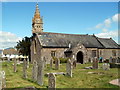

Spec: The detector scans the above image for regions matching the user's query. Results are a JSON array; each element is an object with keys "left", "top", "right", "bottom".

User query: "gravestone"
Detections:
[
  {"left": 88, "top": 58, "right": 91, "bottom": 63},
  {"left": 117, "top": 57, "right": 120, "bottom": 63},
  {"left": 23, "top": 58, "right": 27, "bottom": 79},
  {"left": 37, "top": 59, "right": 44, "bottom": 86},
  {"left": 27, "top": 57, "right": 29, "bottom": 68},
  {"left": 92, "top": 57, "right": 98, "bottom": 69},
  {"left": 66, "top": 59, "right": 72, "bottom": 77},
  {"left": 73, "top": 60, "right": 77, "bottom": 69},
  {"left": 112, "top": 58, "right": 116, "bottom": 63},
  {"left": 43, "top": 57, "right": 47, "bottom": 68},
  {"left": 32, "top": 60, "right": 38, "bottom": 81},
  {"left": 50, "top": 58, "right": 53, "bottom": 69},
  {"left": 14, "top": 58, "right": 17, "bottom": 72},
  {"left": 55, "top": 58, "right": 60, "bottom": 70},
  {"left": 103, "top": 63, "right": 110, "bottom": 70},
  {"left": 48, "top": 73, "right": 56, "bottom": 89},
  {"left": 109, "top": 57, "right": 112, "bottom": 63},
  {"left": 7, "top": 56, "right": 10, "bottom": 62},
  {"left": 0, "top": 71, "right": 6, "bottom": 88}
]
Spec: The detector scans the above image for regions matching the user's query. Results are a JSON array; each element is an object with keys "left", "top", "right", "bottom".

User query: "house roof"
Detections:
[
  {"left": 36, "top": 32, "right": 105, "bottom": 48},
  {"left": 97, "top": 38, "right": 119, "bottom": 49},
  {"left": 3, "top": 48, "right": 19, "bottom": 55}
]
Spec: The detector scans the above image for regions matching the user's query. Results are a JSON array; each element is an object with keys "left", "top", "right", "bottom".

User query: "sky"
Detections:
[{"left": 0, "top": 2, "right": 119, "bottom": 49}]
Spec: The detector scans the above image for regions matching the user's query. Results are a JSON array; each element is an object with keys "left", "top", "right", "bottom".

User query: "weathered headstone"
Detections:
[
  {"left": 112, "top": 58, "right": 116, "bottom": 63},
  {"left": 32, "top": 60, "right": 38, "bottom": 81},
  {"left": 23, "top": 58, "right": 27, "bottom": 79},
  {"left": 102, "top": 63, "right": 110, "bottom": 70},
  {"left": 14, "top": 58, "right": 17, "bottom": 72},
  {"left": 92, "top": 57, "right": 98, "bottom": 69},
  {"left": 37, "top": 60, "right": 44, "bottom": 86},
  {"left": 73, "top": 60, "right": 77, "bottom": 69},
  {"left": 117, "top": 57, "right": 120, "bottom": 63},
  {"left": 0, "top": 71, "right": 6, "bottom": 88},
  {"left": 43, "top": 57, "right": 47, "bottom": 68},
  {"left": 109, "top": 57, "right": 112, "bottom": 63},
  {"left": 55, "top": 58, "right": 60, "bottom": 70},
  {"left": 7, "top": 56, "right": 10, "bottom": 62},
  {"left": 66, "top": 59, "right": 72, "bottom": 77},
  {"left": 48, "top": 73, "right": 56, "bottom": 89},
  {"left": 50, "top": 58, "right": 53, "bottom": 69},
  {"left": 27, "top": 57, "right": 29, "bottom": 68}
]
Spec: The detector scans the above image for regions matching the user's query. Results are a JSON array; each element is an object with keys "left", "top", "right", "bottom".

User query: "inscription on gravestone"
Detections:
[{"left": 48, "top": 73, "right": 56, "bottom": 89}]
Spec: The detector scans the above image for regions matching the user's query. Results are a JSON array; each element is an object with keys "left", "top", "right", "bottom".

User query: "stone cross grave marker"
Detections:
[
  {"left": 37, "top": 59, "right": 44, "bottom": 86},
  {"left": 14, "top": 58, "right": 17, "bottom": 72},
  {"left": 23, "top": 58, "right": 27, "bottom": 79},
  {"left": 32, "top": 60, "right": 38, "bottom": 82},
  {"left": 66, "top": 59, "right": 72, "bottom": 77},
  {"left": 92, "top": 57, "right": 98, "bottom": 69},
  {"left": 48, "top": 73, "right": 56, "bottom": 89},
  {"left": 0, "top": 71, "right": 6, "bottom": 89},
  {"left": 55, "top": 58, "right": 60, "bottom": 70},
  {"left": 102, "top": 63, "right": 110, "bottom": 70}
]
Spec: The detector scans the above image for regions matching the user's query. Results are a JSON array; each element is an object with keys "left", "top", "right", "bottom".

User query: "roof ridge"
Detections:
[
  {"left": 38, "top": 32, "right": 90, "bottom": 36},
  {"left": 98, "top": 37, "right": 111, "bottom": 40},
  {"left": 94, "top": 36, "right": 105, "bottom": 48}
]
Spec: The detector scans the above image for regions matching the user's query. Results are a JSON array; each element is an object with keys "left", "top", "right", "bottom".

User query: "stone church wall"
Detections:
[
  {"left": 31, "top": 35, "right": 120, "bottom": 64},
  {"left": 41, "top": 48, "right": 67, "bottom": 64},
  {"left": 99, "top": 49, "right": 120, "bottom": 59}
]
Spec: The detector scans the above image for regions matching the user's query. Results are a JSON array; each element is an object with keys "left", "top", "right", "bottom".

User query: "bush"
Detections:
[
  {"left": 52, "top": 57, "right": 69, "bottom": 63},
  {"left": 52, "top": 57, "right": 58, "bottom": 64},
  {"left": 59, "top": 57, "right": 69, "bottom": 63}
]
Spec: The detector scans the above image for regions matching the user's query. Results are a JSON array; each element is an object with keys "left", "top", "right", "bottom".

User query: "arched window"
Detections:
[{"left": 51, "top": 51, "right": 56, "bottom": 57}]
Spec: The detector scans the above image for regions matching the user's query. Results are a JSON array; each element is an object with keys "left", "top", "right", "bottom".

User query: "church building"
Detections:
[{"left": 31, "top": 4, "right": 120, "bottom": 64}]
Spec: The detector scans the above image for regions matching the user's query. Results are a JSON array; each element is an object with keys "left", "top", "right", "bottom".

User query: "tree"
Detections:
[{"left": 16, "top": 36, "right": 31, "bottom": 61}]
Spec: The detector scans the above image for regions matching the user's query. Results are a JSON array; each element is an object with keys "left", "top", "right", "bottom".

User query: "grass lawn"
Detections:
[{"left": 1, "top": 61, "right": 119, "bottom": 88}]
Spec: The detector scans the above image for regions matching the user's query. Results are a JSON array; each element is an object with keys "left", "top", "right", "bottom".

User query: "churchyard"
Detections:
[{"left": 0, "top": 57, "right": 119, "bottom": 89}]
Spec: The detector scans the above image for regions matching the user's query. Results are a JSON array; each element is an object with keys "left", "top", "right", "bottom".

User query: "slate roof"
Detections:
[
  {"left": 37, "top": 32, "right": 102, "bottom": 48},
  {"left": 36, "top": 32, "right": 119, "bottom": 49},
  {"left": 97, "top": 38, "right": 119, "bottom": 49}
]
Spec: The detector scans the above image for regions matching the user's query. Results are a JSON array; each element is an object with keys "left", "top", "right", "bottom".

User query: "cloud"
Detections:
[
  {"left": 0, "top": 31, "right": 22, "bottom": 49},
  {"left": 95, "top": 23, "right": 103, "bottom": 29},
  {"left": 104, "top": 18, "right": 111, "bottom": 28},
  {"left": 95, "top": 30, "right": 117, "bottom": 38},
  {"left": 0, "top": 0, "right": 7, "bottom": 2},
  {"left": 102, "top": 28, "right": 108, "bottom": 32},
  {"left": 112, "top": 14, "right": 119, "bottom": 22},
  {"left": 90, "top": 13, "right": 118, "bottom": 30}
]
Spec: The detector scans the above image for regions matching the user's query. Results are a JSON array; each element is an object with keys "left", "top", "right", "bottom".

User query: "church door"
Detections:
[{"left": 77, "top": 51, "right": 83, "bottom": 64}]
